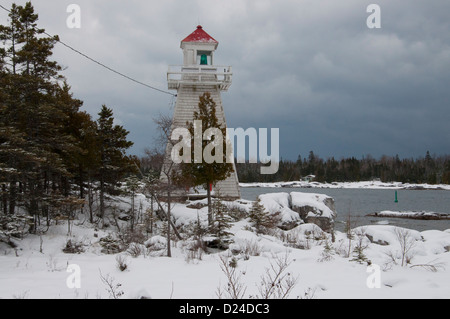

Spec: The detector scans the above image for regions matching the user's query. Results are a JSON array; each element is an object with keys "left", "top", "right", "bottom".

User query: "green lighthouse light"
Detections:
[{"left": 200, "top": 54, "right": 208, "bottom": 65}]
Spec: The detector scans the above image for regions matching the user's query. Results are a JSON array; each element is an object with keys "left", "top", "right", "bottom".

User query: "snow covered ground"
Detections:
[
  {"left": 1, "top": 192, "right": 449, "bottom": 299},
  {"left": 240, "top": 180, "right": 450, "bottom": 190}
]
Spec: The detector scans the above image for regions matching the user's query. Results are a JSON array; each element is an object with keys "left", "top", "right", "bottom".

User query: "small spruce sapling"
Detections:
[
  {"left": 210, "top": 199, "right": 233, "bottom": 248},
  {"left": 248, "top": 199, "right": 280, "bottom": 234}
]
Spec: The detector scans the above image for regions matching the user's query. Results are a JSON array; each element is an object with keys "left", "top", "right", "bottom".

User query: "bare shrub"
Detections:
[
  {"left": 216, "top": 255, "right": 247, "bottom": 299},
  {"left": 281, "top": 226, "right": 325, "bottom": 250},
  {"left": 115, "top": 254, "right": 128, "bottom": 272},
  {"left": 127, "top": 242, "right": 146, "bottom": 258},
  {"left": 231, "top": 239, "right": 262, "bottom": 259},
  {"left": 145, "top": 235, "right": 167, "bottom": 256},
  {"left": 350, "top": 227, "right": 371, "bottom": 265},
  {"left": 62, "top": 239, "right": 85, "bottom": 254},
  {"left": 383, "top": 227, "right": 419, "bottom": 268},
  {"left": 253, "top": 253, "right": 298, "bottom": 299},
  {"left": 383, "top": 250, "right": 399, "bottom": 270},
  {"left": 184, "top": 239, "right": 205, "bottom": 263},
  {"left": 12, "top": 290, "right": 30, "bottom": 299},
  {"left": 410, "top": 259, "right": 446, "bottom": 272},
  {"left": 300, "top": 287, "right": 317, "bottom": 299},
  {"left": 395, "top": 227, "right": 417, "bottom": 267},
  {"left": 99, "top": 270, "right": 124, "bottom": 299},
  {"left": 118, "top": 227, "right": 147, "bottom": 246},
  {"left": 185, "top": 247, "right": 204, "bottom": 264}
]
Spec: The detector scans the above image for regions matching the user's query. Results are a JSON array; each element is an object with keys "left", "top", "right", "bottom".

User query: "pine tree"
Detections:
[
  {"left": 0, "top": 2, "right": 69, "bottom": 225},
  {"left": 210, "top": 199, "right": 233, "bottom": 248},
  {"left": 180, "top": 92, "right": 234, "bottom": 225},
  {"left": 248, "top": 199, "right": 279, "bottom": 234},
  {"left": 123, "top": 175, "right": 141, "bottom": 231},
  {"left": 0, "top": 3, "right": 21, "bottom": 74},
  {"left": 96, "top": 105, "right": 134, "bottom": 219},
  {"left": 14, "top": 2, "right": 62, "bottom": 80},
  {"left": 0, "top": 2, "right": 102, "bottom": 231}
]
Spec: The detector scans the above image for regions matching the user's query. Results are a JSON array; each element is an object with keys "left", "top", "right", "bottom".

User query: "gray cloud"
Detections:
[{"left": 2, "top": 0, "right": 449, "bottom": 160}]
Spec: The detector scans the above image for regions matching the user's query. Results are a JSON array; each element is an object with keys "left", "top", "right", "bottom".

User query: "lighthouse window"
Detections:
[
  {"left": 197, "top": 51, "right": 211, "bottom": 65},
  {"left": 200, "top": 54, "right": 208, "bottom": 65}
]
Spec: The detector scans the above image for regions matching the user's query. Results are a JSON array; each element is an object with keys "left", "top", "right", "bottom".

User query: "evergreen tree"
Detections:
[
  {"left": 180, "top": 92, "right": 234, "bottom": 225},
  {"left": 96, "top": 105, "right": 134, "bottom": 219},
  {"left": 210, "top": 199, "right": 233, "bottom": 248},
  {"left": 0, "top": 2, "right": 70, "bottom": 225},
  {"left": 0, "top": 3, "right": 21, "bottom": 74},
  {"left": 248, "top": 199, "right": 280, "bottom": 234},
  {"left": 123, "top": 175, "right": 141, "bottom": 231},
  {"left": 0, "top": 2, "right": 126, "bottom": 231}
]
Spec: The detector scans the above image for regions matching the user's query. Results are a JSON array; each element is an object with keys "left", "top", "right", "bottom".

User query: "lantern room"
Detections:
[
  {"left": 167, "top": 26, "right": 232, "bottom": 91},
  {"left": 180, "top": 25, "right": 219, "bottom": 66}
]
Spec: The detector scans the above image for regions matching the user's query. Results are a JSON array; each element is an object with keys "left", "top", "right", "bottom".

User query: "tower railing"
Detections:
[{"left": 167, "top": 65, "right": 232, "bottom": 91}]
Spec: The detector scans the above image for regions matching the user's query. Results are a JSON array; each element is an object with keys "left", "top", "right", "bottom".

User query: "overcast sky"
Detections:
[{"left": 2, "top": 0, "right": 450, "bottom": 161}]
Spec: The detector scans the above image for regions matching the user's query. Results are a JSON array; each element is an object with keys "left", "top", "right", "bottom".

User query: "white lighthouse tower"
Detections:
[{"left": 163, "top": 25, "right": 241, "bottom": 200}]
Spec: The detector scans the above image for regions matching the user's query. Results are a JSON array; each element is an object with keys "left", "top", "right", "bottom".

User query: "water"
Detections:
[{"left": 240, "top": 187, "right": 450, "bottom": 232}]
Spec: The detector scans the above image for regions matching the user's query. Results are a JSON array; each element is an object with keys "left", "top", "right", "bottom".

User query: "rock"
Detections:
[
  {"left": 258, "top": 193, "right": 302, "bottom": 231},
  {"left": 278, "top": 220, "right": 302, "bottom": 231},
  {"left": 0, "top": 215, "right": 34, "bottom": 241},
  {"left": 203, "top": 236, "right": 232, "bottom": 250},
  {"left": 366, "top": 234, "right": 389, "bottom": 246},
  {"left": 118, "top": 213, "right": 131, "bottom": 221},
  {"left": 304, "top": 216, "right": 334, "bottom": 233},
  {"left": 258, "top": 192, "right": 337, "bottom": 233},
  {"left": 186, "top": 201, "right": 208, "bottom": 209},
  {"left": 290, "top": 192, "right": 337, "bottom": 233},
  {"left": 99, "top": 234, "right": 124, "bottom": 254}
]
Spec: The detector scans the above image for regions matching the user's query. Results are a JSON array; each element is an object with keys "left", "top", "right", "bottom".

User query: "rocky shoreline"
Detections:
[
  {"left": 240, "top": 181, "right": 450, "bottom": 191},
  {"left": 367, "top": 211, "right": 450, "bottom": 220}
]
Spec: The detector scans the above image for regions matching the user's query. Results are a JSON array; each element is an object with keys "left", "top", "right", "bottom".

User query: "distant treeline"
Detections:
[{"left": 236, "top": 151, "right": 450, "bottom": 184}]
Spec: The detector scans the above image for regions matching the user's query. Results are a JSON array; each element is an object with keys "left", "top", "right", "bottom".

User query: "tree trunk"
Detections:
[
  {"left": 88, "top": 176, "right": 94, "bottom": 224},
  {"left": 167, "top": 188, "right": 171, "bottom": 257},
  {"left": 150, "top": 192, "right": 182, "bottom": 240},
  {"left": 99, "top": 175, "right": 105, "bottom": 219},
  {"left": 150, "top": 194, "right": 153, "bottom": 234},
  {"left": 9, "top": 178, "right": 16, "bottom": 215},
  {"left": 207, "top": 183, "right": 212, "bottom": 226},
  {"left": 78, "top": 164, "right": 84, "bottom": 199},
  {"left": 2, "top": 184, "right": 7, "bottom": 215}
]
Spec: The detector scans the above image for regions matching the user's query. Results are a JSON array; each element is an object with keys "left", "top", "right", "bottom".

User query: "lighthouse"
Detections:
[{"left": 162, "top": 26, "right": 241, "bottom": 200}]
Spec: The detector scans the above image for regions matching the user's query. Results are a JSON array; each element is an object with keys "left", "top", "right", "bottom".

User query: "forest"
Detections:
[
  {"left": 234, "top": 151, "right": 450, "bottom": 184},
  {"left": 0, "top": 3, "right": 137, "bottom": 227}
]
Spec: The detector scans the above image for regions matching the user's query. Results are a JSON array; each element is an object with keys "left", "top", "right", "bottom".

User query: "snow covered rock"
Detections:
[
  {"left": 257, "top": 192, "right": 337, "bottom": 232},
  {"left": 290, "top": 192, "right": 337, "bottom": 233},
  {"left": 144, "top": 235, "right": 167, "bottom": 250},
  {"left": 99, "top": 234, "right": 124, "bottom": 254},
  {"left": 361, "top": 225, "right": 422, "bottom": 246},
  {"left": 0, "top": 215, "right": 34, "bottom": 240},
  {"left": 258, "top": 193, "right": 302, "bottom": 230}
]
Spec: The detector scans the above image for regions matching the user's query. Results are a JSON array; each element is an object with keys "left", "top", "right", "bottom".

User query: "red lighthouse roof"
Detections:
[{"left": 181, "top": 25, "right": 218, "bottom": 44}]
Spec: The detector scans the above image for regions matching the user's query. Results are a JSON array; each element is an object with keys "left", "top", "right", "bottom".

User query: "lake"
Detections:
[{"left": 240, "top": 187, "right": 450, "bottom": 232}]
